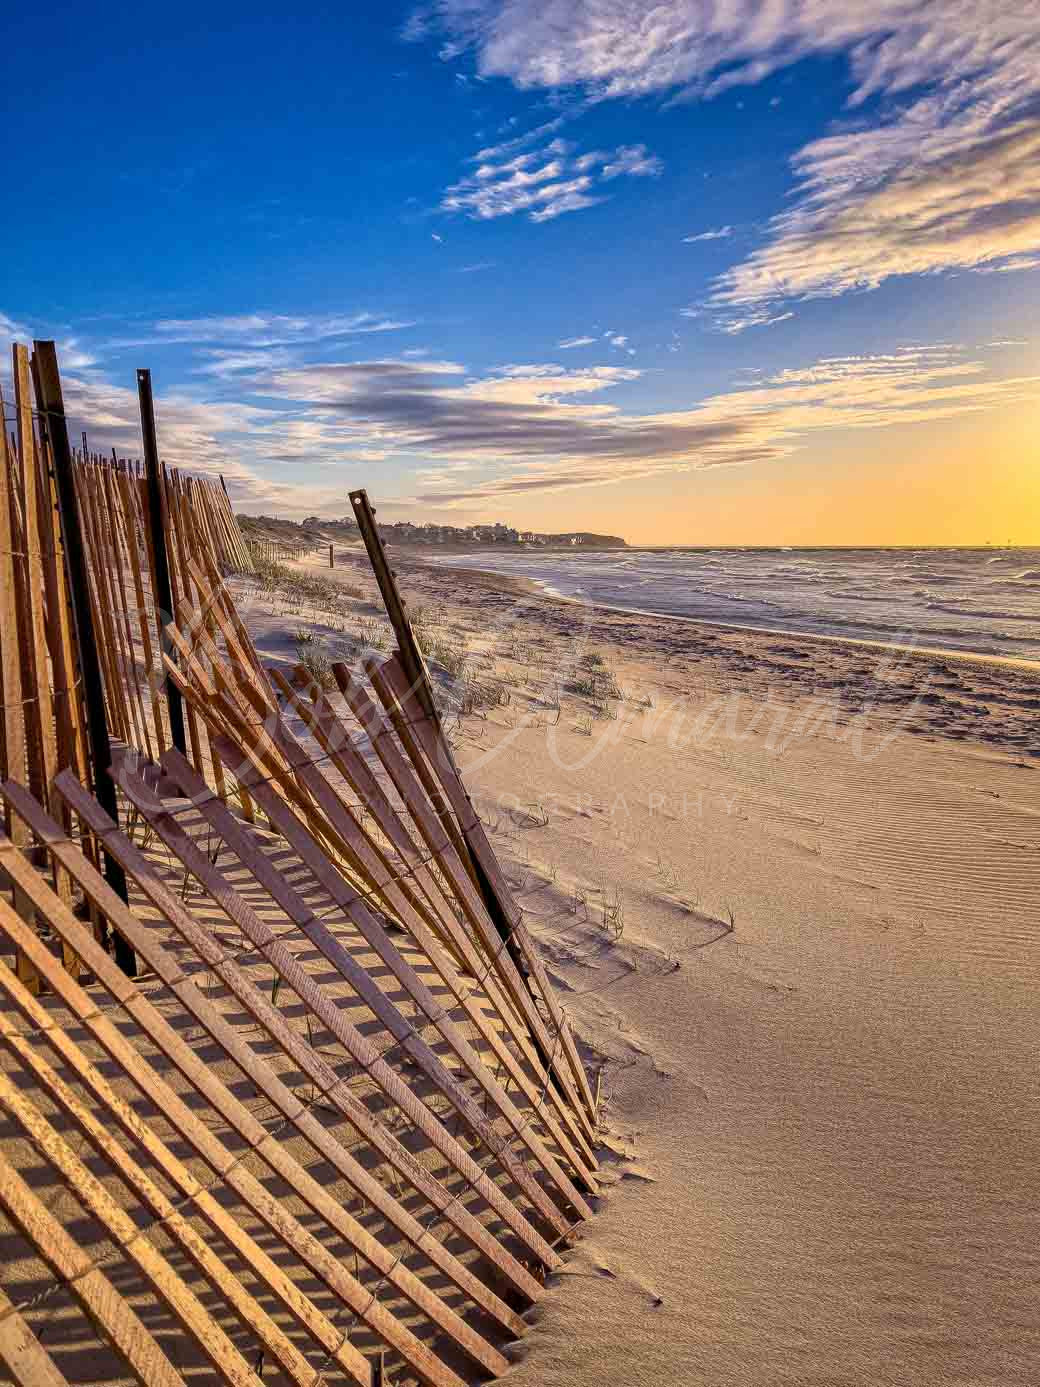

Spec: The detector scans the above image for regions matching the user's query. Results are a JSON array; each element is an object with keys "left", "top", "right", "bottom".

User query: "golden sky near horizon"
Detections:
[{"left": 467, "top": 402, "right": 1040, "bottom": 547}]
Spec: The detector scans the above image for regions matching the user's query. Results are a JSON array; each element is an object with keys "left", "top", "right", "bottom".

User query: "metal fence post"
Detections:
[
  {"left": 137, "top": 369, "right": 187, "bottom": 756},
  {"left": 33, "top": 340, "right": 136, "bottom": 976}
]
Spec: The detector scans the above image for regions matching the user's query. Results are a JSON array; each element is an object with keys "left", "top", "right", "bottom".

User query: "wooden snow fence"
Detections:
[
  {"left": 0, "top": 338, "right": 251, "bottom": 988},
  {"left": 0, "top": 340, "right": 600, "bottom": 1385}
]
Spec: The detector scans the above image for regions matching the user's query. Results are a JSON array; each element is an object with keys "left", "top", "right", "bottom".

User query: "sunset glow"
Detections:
[{"left": 2, "top": 2, "right": 1038, "bottom": 544}]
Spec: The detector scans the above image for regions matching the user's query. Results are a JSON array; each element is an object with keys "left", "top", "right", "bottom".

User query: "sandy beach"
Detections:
[{"left": 228, "top": 546, "right": 1040, "bottom": 1387}]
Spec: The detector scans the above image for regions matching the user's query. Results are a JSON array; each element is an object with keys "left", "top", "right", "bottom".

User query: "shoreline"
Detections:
[
  {"left": 425, "top": 555, "right": 1040, "bottom": 674},
  {"left": 323, "top": 549, "right": 1039, "bottom": 761}
]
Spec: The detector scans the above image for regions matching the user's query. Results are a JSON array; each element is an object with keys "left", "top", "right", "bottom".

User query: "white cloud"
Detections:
[
  {"left": 54, "top": 368, "right": 269, "bottom": 483},
  {"left": 470, "top": 118, "right": 566, "bottom": 163},
  {"left": 718, "top": 310, "right": 795, "bottom": 335},
  {"left": 193, "top": 347, "right": 295, "bottom": 378},
  {"left": 599, "top": 144, "right": 663, "bottom": 180},
  {"left": 683, "top": 226, "right": 733, "bottom": 242},
  {"left": 421, "top": 2, "right": 1040, "bottom": 304},
  {"left": 442, "top": 138, "right": 661, "bottom": 222},
  {"left": 152, "top": 311, "right": 414, "bottom": 346},
  {"left": 558, "top": 335, "right": 597, "bottom": 348},
  {"left": 0, "top": 310, "right": 32, "bottom": 343},
  {"left": 56, "top": 339, "right": 98, "bottom": 370},
  {"left": 421, "top": 2, "right": 1034, "bottom": 107},
  {"left": 713, "top": 117, "right": 1040, "bottom": 308},
  {"left": 530, "top": 183, "right": 604, "bottom": 222}
]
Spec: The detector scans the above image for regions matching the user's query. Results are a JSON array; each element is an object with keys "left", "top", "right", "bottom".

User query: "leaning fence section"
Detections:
[{"left": 0, "top": 338, "right": 599, "bottom": 1387}]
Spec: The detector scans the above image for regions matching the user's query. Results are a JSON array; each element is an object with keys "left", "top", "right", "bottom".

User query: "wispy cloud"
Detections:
[
  {"left": 470, "top": 118, "right": 566, "bottom": 163},
  {"left": 600, "top": 144, "right": 663, "bottom": 180},
  {"left": 20, "top": 329, "right": 1037, "bottom": 515},
  {"left": 713, "top": 118, "right": 1040, "bottom": 310},
  {"left": 442, "top": 138, "right": 661, "bottom": 222},
  {"left": 421, "top": 2, "right": 1040, "bottom": 305},
  {"left": 255, "top": 343, "right": 1040, "bottom": 506},
  {"left": 558, "top": 336, "right": 597, "bottom": 348},
  {"left": 683, "top": 226, "right": 733, "bottom": 243},
  {"left": 0, "top": 310, "right": 32, "bottom": 343},
  {"left": 151, "top": 311, "right": 414, "bottom": 346},
  {"left": 193, "top": 347, "right": 295, "bottom": 378},
  {"left": 55, "top": 368, "right": 268, "bottom": 480},
  {"left": 715, "top": 309, "right": 794, "bottom": 335}
]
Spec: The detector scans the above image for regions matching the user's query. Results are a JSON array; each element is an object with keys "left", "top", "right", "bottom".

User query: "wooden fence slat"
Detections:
[
  {"left": 205, "top": 741, "right": 572, "bottom": 1249},
  {"left": 75, "top": 465, "right": 132, "bottom": 746},
  {"left": 351, "top": 660, "right": 590, "bottom": 1132},
  {"left": 0, "top": 411, "right": 27, "bottom": 800},
  {"left": 36, "top": 431, "right": 92, "bottom": 793},
  {"left": 27, "top": 433, "right": 79, "bottom": 970},
  {"left": 379, "top": 655, "right": 598, "bottom": 1129},
  {"left": 0, "top": 1284, "right": 72, "bottom": 1387},
  {"left": 113, "top": 468, "right": 166, "bottom": 752},
  {"left": 157, "top": 468, "right": 206, "bottom": 772},
  {"left": 0, "top": 989, "right": 320, "bottom": 1387},
  {"left": 279, "top": 667, "right": 458, "bottom": 904},
  {"left": 168, "top": 480, "right": 227, "bottom": 795},
  {"left": 0, "top": 822, "right": 452, "bottom": 1387},
  {"left": 77, "top": 754, "right": 562, "bottom": 1272},
  {"left": 0, "top": 1147, "right": 189, "bottom": 1387},
  {"left": 187, "top": 551, "right": 272, "bottom": 694},
  {"left": 13, "top": 780, "right": 526, "bottom": 1358},
  {"left": 101, "top": 467, "right": 154, "bottom": 760},
  {"left": 270, "top": 667, "right": 472, "bottom": 966},
  {"left": 119, "top": 758, "right": 538, "bottom": 1323},
  {"left": 0, "top": 1067, "right": 268, "bottom": 1387},
  {"left": 236, "top": 705, "right": 595, "bottom": 1214},
  {"left": 0, "top": 404, "right": 38, "bottom": 992},
  {"left": 278, "top": 668, "right": 600, "bottom": 1184}
]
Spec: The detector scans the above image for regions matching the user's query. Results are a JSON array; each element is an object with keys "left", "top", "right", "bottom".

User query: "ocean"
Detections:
[{"left": 432, "top": 547, "right": 1040, "bottom": 664}]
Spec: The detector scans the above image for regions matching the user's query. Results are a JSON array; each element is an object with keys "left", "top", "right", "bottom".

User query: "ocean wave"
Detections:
[
  {"left": 824, "top": 590, "right": 896, "bottom": 604},
  {"left": 434, "top": 547, "right": 1040, "bottom": 659},
  {"left": 925, "top": 602, "right": 1040, "bottom": 624}
]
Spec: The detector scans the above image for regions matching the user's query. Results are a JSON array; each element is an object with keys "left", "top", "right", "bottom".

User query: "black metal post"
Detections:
[
  {"left": 348, "top": 487, "right": 563, "bottom": 1093},
  {"left": 137, "top": 368, "right": 187, "bottom": 755},
  {"left": 33, "top": 341, "right": 136, "bottom": 976}
]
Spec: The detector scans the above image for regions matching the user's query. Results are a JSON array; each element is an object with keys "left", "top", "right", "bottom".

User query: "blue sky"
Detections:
[{"left": 2, "top": 2, "right": 1039, "bottom": 542}]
